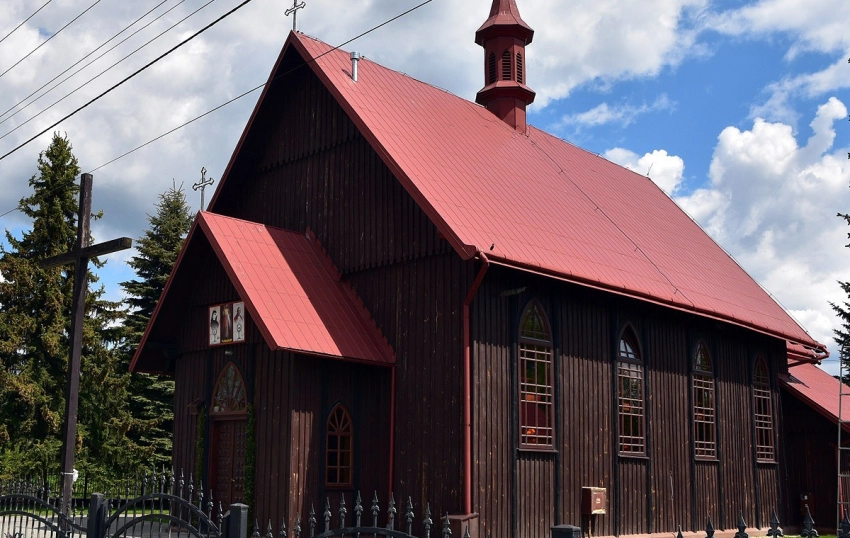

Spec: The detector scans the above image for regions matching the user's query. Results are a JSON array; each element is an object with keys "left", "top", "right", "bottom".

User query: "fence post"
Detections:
[
  {"left": 228, "top": 504, "right": 249, "bottom": 538},
  {"left": 87, "top": 493, "right": 106, "bottom": 538}
]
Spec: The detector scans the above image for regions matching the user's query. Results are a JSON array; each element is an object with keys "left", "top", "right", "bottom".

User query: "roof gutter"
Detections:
[{"left": 463, "top": 252, "right": 489, "bottom": 515}]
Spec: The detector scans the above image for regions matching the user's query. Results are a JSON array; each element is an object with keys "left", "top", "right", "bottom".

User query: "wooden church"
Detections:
[{"left": 131, "top": 1, "right": 830, "bottom": 536}]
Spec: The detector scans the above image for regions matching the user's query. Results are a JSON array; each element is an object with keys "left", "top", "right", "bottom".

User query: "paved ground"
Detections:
[{"left": 1, "top": 514, "right": 211, "bottom": 538}]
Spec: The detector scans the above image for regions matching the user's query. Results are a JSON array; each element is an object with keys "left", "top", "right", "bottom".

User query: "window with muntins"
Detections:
[
  {"left": 518, "top": 302, "right": 554, "bottom": 448},
  {"left": 618, "top": 329, "right": 645, "bottom": 455},
  {"left": 501, "top": 50, "right": 512, "bottom": 81},
  {"left": 326, "top": 404, "right": 353, "bottom": 487},
  {"left": 753, "top": 356, "right": 775, "bottom": 461},
  {"left": 693, "top": 343, "right": 716, "bottom": 459}
]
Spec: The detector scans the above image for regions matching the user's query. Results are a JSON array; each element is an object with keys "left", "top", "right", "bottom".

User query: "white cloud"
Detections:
[
  {"left": 560, "top": 94, "right": 674, "bottom": 128},
  {"left": 605, "top": 147, "right": 685, "bottom": 195},
  {"left": 675, "top": 98, "right": 850, "bottom": 353}
]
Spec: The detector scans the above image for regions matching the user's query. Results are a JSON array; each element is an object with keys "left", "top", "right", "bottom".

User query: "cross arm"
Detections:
[{"left": 40, "top": 237, "right": 133, "bottom": 268}]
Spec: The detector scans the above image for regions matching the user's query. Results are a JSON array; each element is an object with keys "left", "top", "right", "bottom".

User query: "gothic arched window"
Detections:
[
  {"left": 326, "top": 404, "right": 353, "bottom": 487},
  {"left": 617, "top": 327, "right": 645, "bottom": 455},
  {"left": 518, "top": 302, "right": 554, "bottom": 448},
  {"left": 693, "top": 342, "right": 716, "bottom": 459},
  {"left": 753, "top": 356, "right": 774, "bottom": 461},
  {"left": 211, "top": 363, "right": 247, "bottom": 415}
]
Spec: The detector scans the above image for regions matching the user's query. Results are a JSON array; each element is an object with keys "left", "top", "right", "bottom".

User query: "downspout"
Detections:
[
  {"left": 463, "top": 252, "right": 490, "bottom": 515},
  {"left": 389, "top": 365, "right": 396, "bottom": 498}
]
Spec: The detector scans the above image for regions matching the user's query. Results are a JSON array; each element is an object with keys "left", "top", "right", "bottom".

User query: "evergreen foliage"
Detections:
[
  {"left": 121, "top": 181, "right": 193, "bottom": 467},
  {"left": 0, "top": 133, "right": 138, "bottom": 480},
  {"left": 833, "top": 210, "right": 850, "bottom": 378}
]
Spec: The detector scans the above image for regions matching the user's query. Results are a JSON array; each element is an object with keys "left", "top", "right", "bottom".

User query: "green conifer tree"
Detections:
[
  {"left": 0, "top": 133, "right": 138, "bottom": 480},
  {"left": 833, "top": 210, "right": 850, "bottom": 380},
  {"left": 121, "top": 181, "right": 193, "bottom": 466}
]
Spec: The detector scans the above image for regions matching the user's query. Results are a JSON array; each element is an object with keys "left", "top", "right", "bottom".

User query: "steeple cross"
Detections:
[
  {"left": 193, "top": 167, "right": 214, "bottom": 210},
  {"left": 285, "top": 0, "right": 306, "bottom": 31},
  {"left": 40, "top": 173, "right": 132, "bottom": 517}
]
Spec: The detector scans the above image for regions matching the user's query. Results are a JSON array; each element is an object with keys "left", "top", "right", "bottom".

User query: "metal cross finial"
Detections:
[
  {"left": 193, "top": 167, "right": 215, "bottom": 210},
  {"left": 285, "top": 0, "right": 306, "bottom": 31}
]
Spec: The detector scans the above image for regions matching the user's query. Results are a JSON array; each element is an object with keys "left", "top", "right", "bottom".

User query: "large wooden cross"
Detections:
[{"left": 40, "top": 173, "right": 132, "bottom": 515}]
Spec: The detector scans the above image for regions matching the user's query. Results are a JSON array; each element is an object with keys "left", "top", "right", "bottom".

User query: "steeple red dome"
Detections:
[{"left": 475, "top": 0, "right": 536, "bottom": 133}]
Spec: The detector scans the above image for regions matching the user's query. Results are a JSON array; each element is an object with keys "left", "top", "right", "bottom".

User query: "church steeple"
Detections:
[{"left": 475, "top": 0, "right": 536, "bottom": 133}]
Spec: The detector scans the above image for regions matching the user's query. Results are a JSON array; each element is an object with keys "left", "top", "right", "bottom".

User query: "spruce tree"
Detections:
[
  {"left": 121, "top": 181, "right": 193, "bottom": 467},
  {"left": 0, "top": 133, "right": 137, "bottom": 480},
  {"left": 833, "top": 210, "right": 850, "bottom": 379}
]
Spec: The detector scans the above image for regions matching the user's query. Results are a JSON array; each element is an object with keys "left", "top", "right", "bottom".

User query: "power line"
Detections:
[
  {"left": 0, "top": 0, "right": 54, "bottom": 47},
  {"left": 0, "top": 0, "right": 216, "bottom": 139},
  {"left": 0, "top": 0, "right": 103, "bottom": 81},
  {"left": 91, "top": 0, "right": 436, "bottom": 172},
  {"left": 0, "top": 0, "right": 240, "bottom": 161},
  {"left": 0, "top": 0, "right": 178, "bottom": 123},
  {"left": 0, "top": 0, "right": 436, "bottom": 216}
]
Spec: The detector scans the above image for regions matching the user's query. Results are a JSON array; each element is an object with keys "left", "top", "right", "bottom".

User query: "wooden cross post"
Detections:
[
  {"left": 40, "top": 173, "right": 132, "bottom": 515},
  {"left": 285, "top": 0, "right": 306, "bottom": 31}
]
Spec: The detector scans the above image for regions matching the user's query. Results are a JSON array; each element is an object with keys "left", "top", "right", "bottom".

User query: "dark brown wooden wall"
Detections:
[
  {"left": 214, "top": 47, "right": 452, "bottom": 275},
  {"left": 471, "top": 266, "right": 789, "bottom": 538},
  {"left": 780, "top": 389, "right": 838, "bottom": 530},
  {"left": 174, "top": 47, "right": 469, "bottom": 522}
]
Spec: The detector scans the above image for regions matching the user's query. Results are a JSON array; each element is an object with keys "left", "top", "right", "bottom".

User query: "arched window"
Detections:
[
  {"left": 211, "top": 363, "right": 247, "bottom": 415},
  {"left": 518, "top": 302, "right": 553, "bottom": 448},
  {"left": 488, "top": 52, "right": 497, "bottom": 84},
  {"left": 753, "top": 356, "right": 774, "bottom": 461},
  {"left": 516, "top": 52, "right": 524, "bottom": 84},
  {"left": 693, "top": 342, "right": 716, "bottom": 459},
  {"left": 617, "top": 328, "right": 644, "bottom": 455},
  {"left": 326, "top": 404, "right": 353, "bottom": 487},
  {"left": 501, "top": 50, "right": 512, "bottom": 81}
]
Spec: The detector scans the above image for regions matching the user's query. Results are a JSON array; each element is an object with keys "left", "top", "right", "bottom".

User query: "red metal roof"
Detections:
[
  {"left": 475, "top": 0, "right": 534, "bottom": 45},
  {"left": 131, "top": 212, "right": 394, "bottom": 372},
  {"left": 208, "top": 32, "right": 823, "bottom": 351},
  {"left": 782, "top": 362, "right": 850, "bottom": 429}
]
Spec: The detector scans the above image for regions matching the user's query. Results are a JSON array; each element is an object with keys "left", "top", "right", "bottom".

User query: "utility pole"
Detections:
[{"left": 40, "top": 173, "right": 132, "bottom": 515}]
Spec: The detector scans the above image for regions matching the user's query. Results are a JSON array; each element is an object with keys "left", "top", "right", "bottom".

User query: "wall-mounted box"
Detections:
[{"left": 581, "top": 487, "right": 607, "bottom": 515}]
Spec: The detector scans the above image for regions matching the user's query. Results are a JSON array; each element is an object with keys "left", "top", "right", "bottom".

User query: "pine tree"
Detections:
[
  {"left": 121, "top": 181, "right": 193, "bottom": 467},
  {"left": 0, "top": 133, "right": 138, "bottom": 479}
]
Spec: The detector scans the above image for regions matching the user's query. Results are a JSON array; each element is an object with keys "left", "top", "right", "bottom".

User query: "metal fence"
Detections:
[{"left": 0, "top": 470, "right": 453, "bottom": 538}]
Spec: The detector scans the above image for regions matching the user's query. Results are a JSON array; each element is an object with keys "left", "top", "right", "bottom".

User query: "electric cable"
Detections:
[
  {"left": 0, "top": 0, "right": 434, "bottom": 164},
  {"left": 0, "top": 0, "right": 179, "bottom": 123},
  {"left": 0, "top": 0, "right": 54, "bottom": 47},
  {"left": 89, "top": 0, "right": 436, "bottom": 173},
  {"left": 0, "top": 0, "right": 103, "bottom": 81},
  {"left": 0, "top": 0, "right": 217, "bottom": 139}
]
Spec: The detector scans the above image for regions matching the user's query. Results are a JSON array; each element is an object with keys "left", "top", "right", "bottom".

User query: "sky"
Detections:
[{"left": 0, "top": 0, "right": 848, "bottom": 372}]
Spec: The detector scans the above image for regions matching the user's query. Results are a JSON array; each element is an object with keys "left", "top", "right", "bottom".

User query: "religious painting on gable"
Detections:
[{"left": 209, "top": 301, "right": 245, "bottom": 346}]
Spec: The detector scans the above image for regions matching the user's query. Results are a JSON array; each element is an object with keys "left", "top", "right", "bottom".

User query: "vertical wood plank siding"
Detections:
[
  {"left": 470, "top": 267, "right": 788, "bottom": 537},
  {"left": 780, "top": 390, "right": 838, "bottom": 529},
  {"left": 167, "top": 45, "right": 795, "bottom": 538}
]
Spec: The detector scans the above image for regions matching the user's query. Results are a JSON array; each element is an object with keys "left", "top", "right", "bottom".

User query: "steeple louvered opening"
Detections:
[
  {"left": 488, "top": 52, "right": 497, "bottom": 84},
  {"left": 501, "top": 50, "right": 512, "bottom": 80},
  {"left": 516, "top": 52, "right": 523, "bottom": 84}
]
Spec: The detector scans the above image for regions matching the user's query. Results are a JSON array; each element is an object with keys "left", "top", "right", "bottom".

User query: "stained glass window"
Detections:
[{"left": 211, "top": 363, "right": 247, "bottom": 415}]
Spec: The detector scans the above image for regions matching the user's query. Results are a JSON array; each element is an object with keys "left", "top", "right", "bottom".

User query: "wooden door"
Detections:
[
  {"left": 212, "top": 417, "right": 247, "bottom": 506},
  {"left": 209, "top": 362, "right": 249, "bottom": 508}
]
